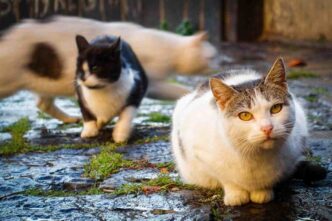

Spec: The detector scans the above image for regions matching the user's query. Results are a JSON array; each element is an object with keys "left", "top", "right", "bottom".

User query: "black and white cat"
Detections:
[
  {"left": 0, "top": 16, "right": 218, "bottom": 123},
  {"left": 75, "top": 35, "right": 147, "bottom": 142}
]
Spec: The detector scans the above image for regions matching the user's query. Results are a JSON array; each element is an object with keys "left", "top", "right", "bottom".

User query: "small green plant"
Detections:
[
  {"left": 144, "top": 112, "right": 171, "bottom": 123},
  {"left": 306, "top": 154, "right": 322, "bottom": 164},
  {"left": 113, "top": 175, "right": 197, "bottom": 195},
  {"left": 0, "top": 118, "right": 31, "bottom": 155},
  {"left": 304, "top": 94, "right": 319, "bottom": 103},
  {"left": 112, "top": 183, "right": 143, "bottom": 195},
  {"left": 312, "top": 87, "right": 328, "bottom": 95},
  {"left": 84, "top": 150, "right": 134, "bottom": 180},
  {"left": 156, "top": 162, "right": 175, "bottom": 171},
  {"left": 176, "top": 20, "right": 195, "bottom": 36},
  {"left": 159, "top": 20, "right": 169, "bottom": 31},
  {"left": 287, "top": 70, "right": 318, "bottom": 79}
]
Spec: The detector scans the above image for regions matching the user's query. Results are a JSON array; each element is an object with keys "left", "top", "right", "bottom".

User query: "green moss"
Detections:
[
  {"left": 113, "top": 175, "right": 197, "bottom": 195},
  {"left": 287, "top": 70, "right": 318, "bottom": 79},
  {"left": 112, "top": 183, "right": 143, "bottom": 195},
  {"left": 84, "top": 150, "right": 135, "bottom": 180},
  {"left": 304, "top": 94, "right": 319, "bottom": 103},
  {"left": 23, "top": 187, "right": 103, "bottom": 197},
  {"left": 146, "top": 175, "right": 182, "bottom": 187},
  {"left": 0, "top": 118, "right": 31, "bottom": 155},
  {"left": 155, "top": 162, "right": 175, "bottom": 171},
  {"left": 306, "top": 155, "right": 322, "bottom": 164},
  {"left": 144, "top": 112, "right": 171, "bottom": 123},
  {"left": 312, "top": 87, "right": 328, "bottom": 95}
]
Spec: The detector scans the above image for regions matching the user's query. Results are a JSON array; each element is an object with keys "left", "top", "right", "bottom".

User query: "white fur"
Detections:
[
  {"left": 0, "top": 16, "right": 218, "bottom": 122},
  {"left": 172, "top": 71, "right": 308, "bottom": 206},
  {"left": 80, "top": 68, "right": 136, "bottom": 143}
]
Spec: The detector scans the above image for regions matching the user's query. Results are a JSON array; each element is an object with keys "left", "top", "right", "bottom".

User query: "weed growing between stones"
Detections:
[
  {"left": 155, "top": 162, "right": 176, "bottom": 171},
  {"left": 0, "top": 117, "right": 101, "bottom": 156},
  {"left": 287, "top": 70, "right": 318, "bottom": 79},
  {"left": 311, "top": 87, "right": 328, "bottom": 95},
  {"left": 303, "top": 148, "right": 323, "bottom": 165},
  {"left": 113, "top": 175, "right": 196, "bottom": 195},
  {"left": 0, "top": 118, "right": 31, "bottom": 155},
  {"left": 305, "top": 94, "right": 319, "bottom": 103},
  {"left": 112, "top": 174, "right": 224, "bottom": 205},
  {"left": 143, "top": 112, "right": 171, "bottom": 123},
  {"left": 84, "top": 149, "right": 135, "bottom": 180},
  {"left": 83, "top": 134, "right": 170, "bottom": 180}
]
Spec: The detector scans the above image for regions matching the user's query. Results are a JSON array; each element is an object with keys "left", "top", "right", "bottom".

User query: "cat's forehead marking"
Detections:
[{"left": 225, "top": 81, "right": 290, "bottom": 116}]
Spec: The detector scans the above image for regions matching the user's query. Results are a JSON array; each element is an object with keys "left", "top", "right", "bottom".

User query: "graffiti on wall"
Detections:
[{"left": 0, "top": 0, "right": 128, "bottom": 21}]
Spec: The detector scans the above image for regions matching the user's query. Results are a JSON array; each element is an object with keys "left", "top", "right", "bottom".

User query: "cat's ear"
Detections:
[
  {"left": 210, "top": 78, "right": 238, "bottom": 109},
  {"left": 264, "top": 57, "right": 287, "bottom": 90},
  {"left": 109, "top": 37, "right": 121, "bottom": 52},
  {"left": 75, "top": 35, "right": 90, "bottom": 53},
  {"left": 192, "top": 31, "right": 208, "bottom": 45}
]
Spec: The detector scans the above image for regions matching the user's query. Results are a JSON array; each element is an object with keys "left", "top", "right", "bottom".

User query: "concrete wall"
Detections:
[{"left": 264, "top": 0, "right": 332, "bottom": 41}]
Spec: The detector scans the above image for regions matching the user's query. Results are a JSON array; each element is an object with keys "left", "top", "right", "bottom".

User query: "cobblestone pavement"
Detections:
[{"left": 0, "top": 42, "right": 331, "bottom": 220}]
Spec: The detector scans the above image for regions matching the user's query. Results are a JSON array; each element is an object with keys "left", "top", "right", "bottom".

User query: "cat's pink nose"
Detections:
[{"left": 261, "top": 125, "right": 273, "bottom": 136}]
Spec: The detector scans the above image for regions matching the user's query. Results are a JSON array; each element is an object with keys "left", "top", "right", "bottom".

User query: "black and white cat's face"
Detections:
[
  {"left": 211, "top": 58, "right": 295, "bottom": 152},
  {"left": 75, "top": 35, "right": 122, "bottom": 89}
]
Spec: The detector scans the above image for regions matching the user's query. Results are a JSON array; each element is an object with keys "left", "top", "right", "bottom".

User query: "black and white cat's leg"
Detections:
[
  {"left": 81, "top": 120, "right": 99, "bottom": 138},
  {"left": 78, "top": 105, "right": 99, "bottom": 138},
  {"left": 75, "top": 94, "right": 99, "bottom": 138},
  {"left": 147, "top": 80, "right": 190, "bottom": 100},
  {"left": 112, "top": 106, "right": 137, "bottom": 143},
  {"left": 37, "top": 96, "right": 80, "bottom": 123}
]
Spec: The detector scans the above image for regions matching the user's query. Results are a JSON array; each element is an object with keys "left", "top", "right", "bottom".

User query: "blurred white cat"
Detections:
[{"left": 0, "top": 16, "right": 218, "bottom": 123}]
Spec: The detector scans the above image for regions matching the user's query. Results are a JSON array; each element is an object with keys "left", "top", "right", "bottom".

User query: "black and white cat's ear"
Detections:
[
  {"left": 210, "top": 78, "right": 237, "bottom": 109},
  {"left": 109, "top": 37, "right": 121, "bottom": 52},
  {"left": 264, "top": 57, "right": 287, "bottom": 90},
  {"left": 75, "top": 35, "right": 90, "bottom": 53}
]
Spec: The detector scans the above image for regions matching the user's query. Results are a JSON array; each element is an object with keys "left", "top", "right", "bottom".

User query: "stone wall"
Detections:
[{"left": 264, "top": 0, "right": 332, "bottom": 41}]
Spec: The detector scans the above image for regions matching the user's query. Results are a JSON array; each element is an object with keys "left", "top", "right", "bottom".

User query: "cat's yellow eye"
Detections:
[
  {"left": 238, "top": 112, "right": 253, "bottom": 121},
  {"left": 270, "top": 104, "right": 283, "bottom": 114}
]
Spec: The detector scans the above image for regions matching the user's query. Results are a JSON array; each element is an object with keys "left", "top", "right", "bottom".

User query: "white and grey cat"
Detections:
[
  {"left": 0, "top": 16, "right": 217, "bottom": 123},
  {"left": 75, "top": 35, "right": 147, "bottom": 142},
  {"left": 172, "top": 58, "right": 309, "bottom": 206}
]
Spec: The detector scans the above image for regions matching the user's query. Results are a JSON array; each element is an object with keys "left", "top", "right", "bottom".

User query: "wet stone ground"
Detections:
[{"left": 0, "top": 43, "right": 331, "bottom": 220}]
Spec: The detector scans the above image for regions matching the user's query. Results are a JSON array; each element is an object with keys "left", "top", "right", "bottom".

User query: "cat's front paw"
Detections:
[
  {"left": 81, "top": 122, "right": 99, "bottom": 138},
  {"left": 112, "top": 131, "right": 129, "bottom": 143},
  {"left": 250, "top": 189, "right": 274, "bottom": 204},
  {"left": 223, "top": 189, "right": 250, "bottom": 206}
]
